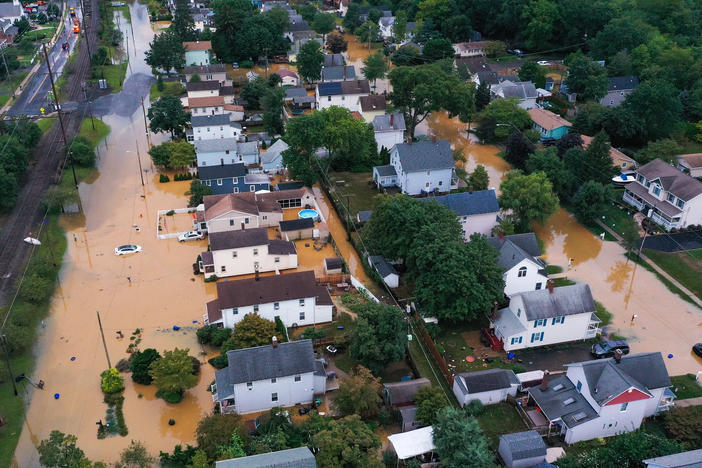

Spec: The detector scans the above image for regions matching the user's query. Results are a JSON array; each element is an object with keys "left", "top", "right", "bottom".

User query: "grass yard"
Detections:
[
  {"left": 149, "top": 81, "right": 186, "bottom": 101},
  {"left": 625, "top": 253, "right": 697, "bottom": 306},
  {"left": 328, "top": 171, "right": 379, "bottom": 216},
  {"left": 36, "top": 117, "right": 56, "bottom": 134},
  {"left": 94, "top": 62, "right": 129, "bottom": 93},
  {"left": 0, "top": 71, "right": 28, "bottom": 94},
  {"left": 670, "top": 374, "right": 702, "bottom": 400},
  {"left": 595, "top": 301, "right": 613, "bottom": 326},
  {"left": 78, "top": 117, "right": 111, "bottom": 147},
  {"left": 477, "top": 403, "right": 527, "bottom": 448},
  {"left": 24, "top": 26, "right": 57, "bottom": 42},
  {"left": 552, "top": 277, "right": 576, "bottom": 287},
  {"left": 643, "top": 249, "right": 702, "bottom": 299},
  {"left": 546, "top": 265, "right": 563, "bottom": 274}
]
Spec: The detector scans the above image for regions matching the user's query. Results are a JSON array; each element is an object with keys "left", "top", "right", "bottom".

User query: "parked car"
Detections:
[
  {"left": 114, "top": 244, "right": 142, "bottom": 256},
  {"left": 178, "top": 231, "right": 204, "bottom": 242},
  {"left": 326, "top": 345, "right": 337, "bottom": 355},
  {"left": 591, "top": 340, "right": 630, "bottom": 359},
  {"left": 537, "top": 60, "right": 551, "bottom": 66},
  {"left": 507, "top": 49, "right": 524, "bottom": 57},
  {"left": 693, "top": 343, "right": 702, "bottom": 358},
  {"left": 540, "top": 137, "right": 557, "bottom": 146},
  {"left": 232, "top": 62, "right": 239, "bottom": 69}
]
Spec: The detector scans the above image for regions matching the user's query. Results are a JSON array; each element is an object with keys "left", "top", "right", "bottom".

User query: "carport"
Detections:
[{"left": 388, "top": 426, "right": 436, "bottom": 463}]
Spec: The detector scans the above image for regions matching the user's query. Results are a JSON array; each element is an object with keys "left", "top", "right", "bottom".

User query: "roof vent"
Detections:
[
  {"left": 573, "top": 411, "right": 587, "bottom": 422},
  {"left": 552, "top": 383, "right": 564, "bottom": 391}
]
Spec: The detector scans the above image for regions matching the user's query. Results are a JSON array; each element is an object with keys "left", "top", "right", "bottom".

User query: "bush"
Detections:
[
  {"left": 115, "top": 358, "right": 131, "bottom": 372},
  {"left": 424, "top": 322, "right": 441, "bottom": 340},
  {"left": 3, "top": 323, "right": 32, "bottom": 355},
  {"left": 156, "top": 390, "right": 184, "bottom": 404},
  {"left": 665, "top": 406, "right": 702, "bottom": 448},
  {"left": 197, "top": 324, "right": 232, "bottom": 346},
  {"left": 208, "top": 354, "right": 228, "bottom": 369},
  {"left": 240, "top": 60, "right": 254, "bottom": 68},
  {"left": 274, "top": 316, "right": 288, "bottom": 342},
  {"left": 130, "top": 348, "right": 161, "bottom": 385},
  {"left": 166, "top": 209, "right": 175, "bottom": 216},
  {"left": 204, "top": 274, "right": 218, "bottom": 283},
  {"left": 18, "top": 274, "right": 53, "bottom": 304},
  {"left": 101, "top": 368, "right": 125, "bottom": 394},
  {"left": 466, "top": 399, "right": 484, "bottom": 416},
  {"left": 159, "top": 173, "right": 170, "bottom": 182}
]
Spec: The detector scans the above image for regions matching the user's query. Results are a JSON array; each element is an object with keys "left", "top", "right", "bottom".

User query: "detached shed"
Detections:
[
  {"left": 388, "top": 426, "right": 436, "bottom": 461},
  {"left": 368, "top": 255, "right": 399, "bottom": 288},
  {"left": 498, "top": 431, "right": 547, "bottom": 468},
  {"left": 453, "top": 368, "right": 519, "bottom": 406},
  {"left": 324, "top": 257, "right": 343, "bottom": 274},
  {"left": 280, "top": 218, "right": 314, "bottom": 240}
]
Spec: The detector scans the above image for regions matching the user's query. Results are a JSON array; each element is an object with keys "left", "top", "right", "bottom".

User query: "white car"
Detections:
[
  {"left": 114, "top": 244, "right": 142, "bottom": 256},
  {"left": 178, "top": 231, "right": 205, "bottom": 242},
  {"left": 537, "top": 60, "right": 551, "bottom": 66}
]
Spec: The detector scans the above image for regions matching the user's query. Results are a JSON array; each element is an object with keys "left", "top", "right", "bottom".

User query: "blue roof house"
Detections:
[
  {"left": 199, "top": 163, "right": 270, "bottom": 195},
  {"left": 424, "top": 189, "right": 500, "bottom": 240}
]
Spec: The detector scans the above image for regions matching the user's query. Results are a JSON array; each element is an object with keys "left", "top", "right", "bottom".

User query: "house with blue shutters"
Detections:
[
  {"left": 199, "top": 163, "right": 270, "bottom": 195},
  {"left": 195, "top": 139, "right": 260, "bottom": 167},
  {"left": 489, "top": 283, "right": 601, "bottom": 352}
]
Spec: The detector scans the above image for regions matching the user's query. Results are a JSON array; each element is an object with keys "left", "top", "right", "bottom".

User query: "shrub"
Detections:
[
  {"left": 101, "top": 368, "right": 125, "bottom": 394},
  {"left": 512, "top": 364, "right": 526, "bottom": 374},
  {"left": 115, "top": 358, "right": 131, "bottom": 372},
  {"left": 424, "top": 322, "right": 441, "bottom": 340},
  {"left": 197, "top": 324, "right": 231, "bottom": 346},
  {"left": 665, "top": 406, "right": 702, "bottom": 448},
  {"left": 466, "top": 399, "right": 484, "bottom": 416},
  {"left": 130, "top": 348, "right": 161, "bottom": 385},
  {"left": 204, "top": 274, "right": 218, "bottom": 283},
  {"left": 156, "top": 390, "right": 183, "bottom": 404},
  {"left": 166, "top": 210, "right": 175, "bottom": 216},
  {"left": 18, "top": 274, "right": 53, "bottom": 304},
  {"left": 159, "top": 173, "right": 170, "bottom": 182},
  {"left": 208, "top": 354, "right": 228, "bottom": 369},
  {"left": 274, "top": 316, "right": 288, "bottom": 342},
  {"left": 240, "top": 60, "right": 254, "bottom": 68}
]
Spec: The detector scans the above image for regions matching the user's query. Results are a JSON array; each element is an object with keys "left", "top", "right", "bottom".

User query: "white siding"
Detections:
[
  {"left": 459, "top": 212, "right": 499, "bottom": 240},
  {"left": 187, "top": 89, "right": 219, "bottom": 99},
  {"left": 192, "top": 124, "right": 240, "bottom": 141},
  {"left": 197, "top": 149, "right": 259, "bottom": 167},
  {"left": 401, "top": 168, "right": 454, "bottom": 195},
  {"left": 217, "top": 297, "right": 332, "bottom": 328},
  {"left": 375, "top": 129, "right": 404, "bottom": 152},
  {"left": 453, "top": 381, "right": 518, "bottom": 407},
  {"left": 565, "top": 400, "right": 647, "bottom": 444},
  {"left": 232, "top": 372, "right": 315, "bottom": 414},
  {"left": 503, "top": 259, "right": 549, "bottom": 296},
  {"left": 501, "top": 311, "right": 593, "bottom": 352},
  {"left": 209, "top": 245, "right": 298, "bottom": 278},
  {"left": 191, "top": 105, "right": 225, "bottom": 116},
  {"left": 315, "top": 91, "right": 368, "bottom": 112}
]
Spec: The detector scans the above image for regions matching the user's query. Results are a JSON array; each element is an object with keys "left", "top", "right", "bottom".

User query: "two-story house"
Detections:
[
  {"left": 453, "top": 41, "right": 489, "bottom": 57},
  {"left": 320, "top": 65, "right": 356, "bottom": 82},
  {"left": 189, "top": 96, "right": 226, "bottom": 116},
  {"left": 490, "top": 283, "right": 601, "bottom": 352},
  {"left": 195, "top": 189, "right": 316, "bottom": 233},
  {"left": 372, "top": 113, "right": 405, "bottom": 152},
  {"left": 373, "top": 140, "right": 458, "bottom": 195},
  {"left": 359, "top": 95, "right": 387, "bottom": 123},
  {"left": 184, "top": 64, "right": 230, "bottom": 85},
  {"left": 198, "top": 163, "right": 270, "bottom": 195},
  {"left": 623, "top": 158, "right": 702, "bottom": 230},
  {"left": 528, "top": 108, "right": 572, "bottom": 140},
  {"left": 599, "top": 76, "right": 639, "bottom": 108},
  {"left": 315, "top": 80, "right": 371, "bottom": 112},
  {"left": 195, "top": 139, "right": 260, "bottom": 167},
  {"left": 183, "top": 40, "right": 211, "bottom": 66},
  {"left": 528, "top": 352, "right": 675, "bottom": 444},
  {"left": 205, "top": 270, "right": 333, "bottom": 328},
  {"left": 190, "top": 114, "right": 242, "bottom": 141},
  {"left": 261, "top": 139, "right": 290, "bottom": 173},
  {"left": 186, "top": 80, "right": 221, "bottom": 99},
  {"left": 424, "top": 189, "right": 500, "bottom": 240},
  {"left": 490, "top": 81, "right": 538, "bottom": 110},
  {"left": 200, "top": 228, "right": 297, "bottom": 278},
  {"left": 212, "top": 338, "right": 326, "bottom": 414},
  {"left": 581, "top": 135, "right": 637, "bottom": 172},
  {"left": 487, "top": 233, "right": 549, "bottom": 296}
]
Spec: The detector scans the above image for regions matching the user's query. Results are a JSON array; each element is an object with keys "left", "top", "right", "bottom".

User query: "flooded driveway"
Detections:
[{"left": 422, "top": 114, "right": 702, "bottom": 375}]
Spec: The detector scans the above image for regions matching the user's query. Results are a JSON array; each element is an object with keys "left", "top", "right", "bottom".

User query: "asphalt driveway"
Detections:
[
  {"left": 509, "top": 342, "right": 594, "bottom": 373},
  {"left": 641, "top": 231, "right": 702, "bottom": 252}
]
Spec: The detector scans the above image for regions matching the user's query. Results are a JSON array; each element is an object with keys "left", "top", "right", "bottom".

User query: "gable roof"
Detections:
[
  {"left": 487, "top": 233, "right": 544, "bottom": 271},
  {"left": 323, "top": 53, "right": 345, "bottom": 67},
  {"left": 275, "top": 69, "right": 298, "bottom": 79},
  {"left": 183, "top": 40, "right": 212, "bottom": 51},
  {"left": 285, "top": 87, "right": 307, "bottom": 99},
  {"left": 369, "top": 255, "right": 398, "bottom": 279},
  {"left": 637, "top": 158, "right": 702, "bottom": 201},
  {"left": 528, "top": 108, "right": 572, "bottom": 131},
  {"left": 395, "top": 140, "right": 454, "bottom": 172},
  {"left": 203, "top": 188, "right": 312, "bottom": 220},
  {"left": 279, "top": 217, "right": 314, "bottom": 231},
  {"left": 581, "top": 135, "right": 637, "bottom": 167},
  {"left": 643, "top": 449, "right": 702, "bottom": 468},
  {"left": 261, "top": 139, "right": 289, "bottom": 164},
  {"left": 383, "top": 378, "right": 431, "bottom": 405},
  {"left": 321, "top": 65, "right": 356, "bottom": 81},
  {"left": 517, "top": 284, "right": 596, "bottom": 321},
  {"left": 198, "top": 163, "right": 246, "bottom": 180},
  {"left": 608, "top": 76, "right": 639, "bottom": 91},
  {"left": 455, "top": 56, "right": 489, "bottom": 74},
  {"left": 455, "top": 369, "right": 519, "bottom": 395},
  {"left": 373, "top": 112, "right": 405, "bottom": 132},
  {"left": 317, "top": 80, "right": 370, "bottom": 96},
  {"left": 500, "top": 431, "right": 547, "bottom": 460},
  {"left": 209, "top": 228, "right": 270, "bottom": 251},
  {"left": 0, "top": 3, "right": 22, "bottom": 17},
  {"left": 424, "top": 189, "right": 499, "bottom": 217},
  {"left": 493, "top": 81, "right": 538, "bottom": 99},
  {"left": 528, "top": 374, "right": 599, "bottom": 428},
  {"left": 184, "top": 64, "right": 226, "bottom": 75},
  {"left": 285, "top": 20, "right": 311, "bottom": 32},
  {"left": 215, "top": 447, "right": 316, "bottom": 468},
  {"left": 677, "top": 153, "right": 702, "bottom": 170},
  {"left": 187, "top": 80, "right": 220, "bottom": 92},
  {"left": 189, "top": 96, "right": 225, "bottom": 108},
  {"left": 194, "top": 138, "right": 241, "bottom": 153},
  {"left": 360, "top": 94, "right": 387, "bottom": 112},
  {"left": 477, "top": 71, "right": 499, "bottom": 85},
  {"left": 191, "top": 113, "right": 232, "bottom": 127}
]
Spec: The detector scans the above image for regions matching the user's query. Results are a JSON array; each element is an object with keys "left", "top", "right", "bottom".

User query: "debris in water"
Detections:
[
  {"left": 173, "top": 325, "right": 180, "bottom": 331},
  {"left": 54, "top": 393, "right": 60, "bottom": 399},
  {"left": 70, "top": 356, "right": 76, "bottom": 361}
]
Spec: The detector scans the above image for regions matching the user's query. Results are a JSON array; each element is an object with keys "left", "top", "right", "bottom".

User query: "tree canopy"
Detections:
[
  {"left": 148, "top": 348, "right": 198, "bottom": 397},
  {"left": 145, "top": 29, "right": 185, "bottom": 73},
  {"left": 312, "top": 415, "right": 383, "bottom": 468},
  {"left": 221, "top": 313, "right": 277, "bottom": 351},
  {"left": 332, "top": 365, "right": 383, "bottom": 419},
  {"left": 147, "top": 95, "right": 190, "bottom": 137},
  {"left": 349, "top": 302, "right": 407, "bottom": 374},
  {"left": 499, "top": 170, "right": 559, "bottom": 230},
  {"left": 433, "top": 407, "right": 496, "bottom": 468},
  {"left": 297, "top": 41, "right": 324, "bottom": 83}
]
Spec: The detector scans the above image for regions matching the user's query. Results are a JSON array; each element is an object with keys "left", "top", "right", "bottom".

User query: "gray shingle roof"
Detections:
[
  {"left": 194, "top": 138, "right": 239, "bottom": 153},
  {"left": 217, "top": 339, "right": 316, "bottom": 386},
  {"left": 383, "top": 378, "right": 431, "bottom": 406},
  {"left": 373, "top": 112, "right": 406, "bottom": 132},
  {"left": 0, "top": 3, "right": 22, "bottom": 17},
  {"left": 261, "top": 139, "right": 289, "bottom": 164},
  {"left": 374, "top": 164, "right": 397, "bottom": 177},
  {"left": 424, "top": 189, "right": 499, "bottom": 217},
  {"left": 455, "top": 368, "right": 519, "bottom": 395},
  {"left": 285, "top": 87, "right": 307, "bottom": 98},
  {"left": 369, "top": 255, "right": 398, "bottom": 279},
  {"left": 395, "top": 140, "right": 454, "bottom": 172},
  {"left": 279, "top": 217, "right": 314, "bottom": 231},
  {"left": 191, "top": 113, "right": 232, "bottom": 127},
  {"left": 215, "top": 447, "right": 317, "bottom": 468},
  {"left": 209, "top": 228, "right": 270, "bottom": 250},
  {"left": 637, "top": 158, "right": 702, "bottom": 201},
  {"left": 186, "top": 80, "right": 220, "bottom": 91},
  {"left": 184, "top": 64, "right": 226, "bottom": 75},
  {"left": 527, "top": 374, "right": 599, "bottom": 428},
  {"left": 608, "top": 76, "right": 639, "bottom": 91},
  {"left": 321, "top": 65, "right": 356, "bottom": 81},
  {"left": 357, "top": 210, "right": 373, "bottom": 223},
  {"left": 518, "top": 284, "right": 596, "bottom": 321},
  {"left": 359, "top": 94, "right": 387, "bottom": 112},
  {"left": 487, "top": 233, "right": 544, "bottom": 271},
  {"left": 324, "top": 53, "right": 345, "bottom": 67},
  {"left": 198, "top": 163, "right": 246, "bottom": 180},
  {"left": 643, "top": 449, "right": 702, "bottom": 468},
  {"left": 500, "top": 431, "right": 547, "bottom": 460}
]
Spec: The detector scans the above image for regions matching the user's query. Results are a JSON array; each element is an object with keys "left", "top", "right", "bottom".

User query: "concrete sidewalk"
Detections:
[
  {"left": 674, "top": 396, "right": 702, "bottom": 408},
  {"left": 595, "top": 219, "right": 702, "bottom": 309}
]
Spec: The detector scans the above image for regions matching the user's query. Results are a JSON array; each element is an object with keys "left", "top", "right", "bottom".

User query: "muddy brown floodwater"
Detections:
[{"left": 422, "top": 114, "right": 702, "bottom": 375}]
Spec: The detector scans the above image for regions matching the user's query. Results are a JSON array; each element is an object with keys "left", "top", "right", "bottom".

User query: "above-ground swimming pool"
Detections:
[{"left": 298, "top": 209, "right": 319, "bottom": 219}]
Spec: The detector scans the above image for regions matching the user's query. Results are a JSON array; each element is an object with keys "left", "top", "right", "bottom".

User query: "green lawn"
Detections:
[
  {"left": 24, "top": 26, "right": 57, "bottom": 42},
  {"left": 78, "top": 117, "right": 111, "bottom": 148},
  {"left": 93, "top": 62, "right": 129, "bottom": 93},
  {"left": 552, "top": 277, "right": 576, "bottom": 287},
  {"left": 546, "top": 265, "right": 563, "bottom": 274},
  {"left": 595, "top": 301, "right": 613, "bottom": 326},
  {"left": 0, "top": 71, "right": 28, "bottom": 93},
  {"left": 36, "top": 117, "right": 56, "bottom": 134},
  {"left": 149, "top": 81, "right": 186, "bottom": 101},
  {"left": 328, "top": 171, "right": 378, "bottom": 217},
  {"left": 643, "top": 249, "right": 702, "bottom": 299},
  {"left": 114, "top": 4, "right": 132, "bottom": 22},
  {"left": 671, "top": 374, "right": 702, "bottom": 399},
  {"left": 477, "top": 403, "right": 527, "bottom": 448}
]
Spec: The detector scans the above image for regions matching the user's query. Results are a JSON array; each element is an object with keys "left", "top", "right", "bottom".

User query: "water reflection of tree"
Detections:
[{"left": 607, "top": 260, "right": 633, "bottom": 293}]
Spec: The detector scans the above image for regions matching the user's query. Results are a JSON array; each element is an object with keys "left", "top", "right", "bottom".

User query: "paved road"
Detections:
[
  {"left": 7, "top": 0, "right": 83, "bottom": 117},
  {"left": 641, "top": 230, "right": 702, "bottom": 252}
]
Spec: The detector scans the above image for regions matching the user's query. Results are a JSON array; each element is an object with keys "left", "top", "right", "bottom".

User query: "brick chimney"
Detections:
[
  {"left": 614, "top": 349, "right": 623, "bottom": 363},
  {"left": 498, "top": 230, "right": 504, "bottom": 240},
  {"left": 272, "top": 336, "right": 278, "bottom": 348},
  {"left": 540, "top": 371, "right": 550, "bottom": 391},
  {"left": 547, "top": 280, "right": 554, "bottom": 294}
]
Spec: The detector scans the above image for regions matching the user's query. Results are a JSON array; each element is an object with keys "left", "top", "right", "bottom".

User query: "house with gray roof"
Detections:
[
  {"left": 213, "top": 339, "right": 327, "bottom": 414},
  {"left": 490, "top": 283, "right": 601, "bottom": 351},
  {"left": 487, "top": 233, "right": 548, "bottom": 296},
  {"left": 368, "top": 255, "right": 399, "bottom": 288},
  {"left": 528, "top": 352, "right": 675, "bottom": 444},
  {"left": 600, "top": 76, "right": 639, "bottom": 108},
  {"left": 490, "top": 80, "right": 538, "bottom": 109},
  {"left": 190, "top": 114, "right": 242, "bottom": 141},
  {"left": 424, "top": 189, "right": 500, "bottom": 240},
  {"left": 644, "top": 448, "right": 702, "bottom": 468},
  {"left": 453, "top": 368, "right": 519, "bottom": 406},
  {"left": 498, "top": 431, "right": 547, "bottom": 468},
  {"left": 623, "top": 158, "right": 702, "bottom": 230},
  {"left": 216, "top": 446, "right": 316, "bottom": 468},
  {"left": 261, "top": 139, "right": 289, "bottom": 173},
  {"left": 321, "top": 65, "right": 356, "bottom": 82},
  {"left": 0, "top": 0, "right": 24, "bottom": 25},
  {"left": 373, "top": 112, "right": 405, "bottom": 152},
  {"left": 372, "top": 140, "right": 457, "bottom": 195},
  {"left": 195, "top": 138, "right": 260, "bottom": 167}
]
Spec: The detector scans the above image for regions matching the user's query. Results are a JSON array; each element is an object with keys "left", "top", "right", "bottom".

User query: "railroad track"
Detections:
[{"left": 0, "top": 0, "right": 99, "bottom": 310}]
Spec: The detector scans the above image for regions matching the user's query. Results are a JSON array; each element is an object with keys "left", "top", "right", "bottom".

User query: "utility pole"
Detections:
[
  {"left": 0, "top": 335, "right": 18, "bottom": 396},
  {"left": 0, "top": 40, "right": 11, "bottom": 82},
  {"left": 79, "top": 0, "right": 93, "bottom": 61},
  {"left": 96, "top": 311, "right": 111, "bottom": 369},
  {"left": 135, "top": 142, "right": 145, "bottom": 186},
  {"left": 42, "top": 42, "right": 78, "bottom": 190},
  {"left": 141, "top": 97, "right": 151, "bottom": 148}
]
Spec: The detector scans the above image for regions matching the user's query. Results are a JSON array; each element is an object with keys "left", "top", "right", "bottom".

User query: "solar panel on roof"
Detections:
[{"left": 573, "top": 412, "right": 587, "bottom": 421}]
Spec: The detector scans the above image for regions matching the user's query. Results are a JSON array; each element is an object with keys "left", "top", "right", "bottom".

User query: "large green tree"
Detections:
[
  {"left": 504, "top": 131, "right": 536, "bottom": 170},
  {"left": 421, "top": 38, "right": 455, "bottom": 62},
  {"left": 171, "top": 0, "right": 196, "bottom": 41},
  {"left": 623, "top": 80, "right": 682, "bottom": 142},
  {"left": 526, "top": 147, "right": 576, "bottom": 201},
  {"left": 522, "top": 0, "right": 558, "bottom": 50},
  {"left": 564, "top": 131, "right": 617, "bottom": 185},
  {"left": 210, "top": 0, "right": 256, "bottom": 63},
  {"left": 433, "top": 407, "right": 496, "bottom": 468},
  {"left": 518, "top": 61, "right": 547, "bottom": 89},
  {"left": 195, "top": 413, "right": 248, "bottom": 461},
  {"left": 115, "top": 440, "right": 155, "bottom": 468},
  {"left": 312, "top": 415, "right": 383, "bottom": 468},
  {"left": 221, "top": 313, "right": 277, "bottom": 351},
  {"left": 571, "top": 181, "right": 611, "bottom": 224},
  {"left": 415, "top": 385, "right": 448, "bottom": 427},
  {"left": 130, "top": 348, "right": 161, "bottom": 385},
  {"left": 235, "top": 15, "right": 288, "bottom": 61},
  {"left": 148, "top": 348, "right": 198, "bottom": 398},
  {"left": 145, "top": 29, "right": 186, "bottom": 73},
  {"left": 362, "top": 52, "right": 389, "bottom": 88},
  {"left": 564, "top": 52, "right": 608, "bottom": 102},
  {"left": 475, "top": 99, "right": 532, "bottom": 142},
  {"left": 469, "top": 165, "right": 490, "bottom": 191},
  {"left": 332, "top": 366, "right": 383, "bottom": 419},
  {"left": 147, "top": 95, "right": 190, "bottom": 137},
  {"left": 297, "top": 40, "right": 324, "bottom": 83},
  {"left": 262, "top": 86, "right": 285, "bottom": 136},
  {"left": 356, "top": 21, "right": 380, "bottom": 48},
  {"left": 389, "top": 64, "right": 475, "bottom": 138},
  {"left": 499, "top": 170, "right": 559, "bottom": 230},
  {"left": 349, "top": 302, "right": 407, "bottom": 374},
  {"left": 38, "top": 431, "right": 91, "bottom": 468},
  {"left": 312, "top": 12, "right": 336, "bottom": 41},
  {"left": 393, "top": 10, "right": 407, "bottom": 43}
]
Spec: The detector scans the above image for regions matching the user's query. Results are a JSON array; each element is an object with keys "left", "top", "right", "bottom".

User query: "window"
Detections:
[
  {"left": 205, "top": 180, "right": 211, "bottom": 186},
  {"left": 299, "top": 299, "right": 305, "bottom": 306},
  {"left": 207, "top": 127, "right": 211, "bottom": 132},
  {"left": 232, "top": 251, "right": 237, "bottom": 258},
  {"left": 253, "top": 305, "right": 259, "bottom": 313},
  {"left": 233, "top": 187, "right": 239, "bottom": 193},
  {"left": 232, "top": 177, "right": 238, "bottom": 184},
  {"left": 263, "top": 215, "right": 267, "bottom": 220},
  {"left": 535, "top": 282, "right": 542, "bottom": 290},
  {"left": 274, "top": 257, "right": 280, "bottom": 263},
  {"left": 667, "top": 193, "right": 675, "bottom": 203},
  {"left": 299, "top": 311, "right": 305, "bottom": 320},
  {"left": 253, "top": 248, "right": 258, "bottom": 256},
  {"left": 221, "top": 265, "right": 226, "bottom": 272},
  {"left": 653, "top": 186, "right": 661, "bottom": 196},
  {"left": 201, "top": 161, "right": 206, "bottom": 166},
  {"left": 517, "top": 308, "right": 521, "bottom": 317},
  {"left": 274, "top": 302, "right": 279, "bottom": 310},
  {"left": 245, "top": 218, "right": 250, "bottom": 224},
  {"left": 250, "top": 186, "right": 256, "bottom": 192},
  {"left": 254, "top": 262, "right": 259, "bottom": 269},
  {"left": 438, "top": 181, "right": 442, "bottom": 186},
  {"left": 271, "top": 392, "right": 278, "bottom": 402},
  {"left": 233, "top": 307, "right": 238, "bottom": 315},
  {"left": 510, "top": 336, "right": 522, "bottom": 345},
  {"left": 576, "top": 380, "right": 582, "bottom": 392},
  {"left": 247, "top": 382, "right": 252, "bottom": 389},
  {"left": 530, "top": 332, "right": 544, "bottom": 343},
  {"left": 425, "top": 182, "right": 430, "bottom": 187},
  {"left": 327, "top": 96, "right": 331, "bottom": 101},
  {"left": 637, "top": 174, "right": 645, "bottom": 184},
  {"left": 620, "top": 402, "right": 628, "bottom": 412},
  {"left": 426, "top": 171, "right": 430, "bottom": 175},
  {"left": 518, "top": 266, "right": 527, "bottom": 277},
  {"left": 534, "top": 319, "right": 547, "bottom": 327},
  {"left": 294, "top": 375, "right": 301, "bottom": 382},
  {"left": 677, "top": 199, "right": 685, "bottom": 209},
  {"left": 225, "top": 150, "right": 230, "bottom": 155},
  {"left": 552, "top": 316, "right": 565, "bottom": 325},
  {"left": 217, "top": 179, "right": 223, "bottom": 186},
  {"left": 230, "top": 219, "right": 234, "bottom": 226},
  {"left": 271, "top": 378, "right": 276, "bottom": 383}
]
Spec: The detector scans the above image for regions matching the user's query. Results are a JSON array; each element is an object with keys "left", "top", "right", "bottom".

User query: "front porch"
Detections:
[
  {"left": 623, "top": 188, "right": 682, "bottom": 231},
  {"left": 211, "top": 384, "right": 237, "bottom": 414}
]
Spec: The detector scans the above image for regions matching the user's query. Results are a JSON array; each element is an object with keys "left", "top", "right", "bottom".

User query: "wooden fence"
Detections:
[
  {"left": 316, "top": 274, "right": 350, "bottom": 285},
  {"left": 413, "top": 316, "right": 454, "bottom": 386}
]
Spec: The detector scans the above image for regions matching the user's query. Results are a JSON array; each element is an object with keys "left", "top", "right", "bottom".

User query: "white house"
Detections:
[
  {"left": 490, "top": 81, "right": 538, "bottom": 110},
  {"left": 205, "top": 270, "right": 333, "bottom": 328},
  {"left": 315, "top": 80, "right": 371, "bottom": 112},
  {"left": 200, "top": 228, "right": 298, "bottom": 279},
  {"left": 599, "top": 76, "right": 638, "bottom": 108},
  {"left": 183, "top": 41, "right": 211, "bottom": 66},
  {"left": 623, "top": 158, "right": 702, "bottom": 230},
  {"left": 260, "top": 139, "right": 290, "bottom": 173},
  {"left": 0, "top": 0, "right": 24, "bottom": 26},
  {"left": 195, "top": 139, "right": 259, "bottom": 167},
  {"left": 528, "top": 352, "right": 675, "bottom": 444},
  {"left": 372, "top": 113, "right": 405, "bottom": 152},
  {"left": 359, "top": 95, "right": 387, "bottom": 123},
  {"left": 453, "top": 368, "right": 519, "bottom": 406},
  {"left": 368, "top": 255, "right": 399, "bottom": 288},
  {"left": 212, "top": 339, "right": 326, "bottom": 415},
  {"left": 190, "top": 114, "right": 242, "bottom": 141},
  {"left": 378, "top": 16, "right": 395, "bottom": 39},
  {"left": 275, "top": 69, "right": 299, "bottom": 87},
  {"left": 453, "top": 41, "right": 489, "bottom": 57},
  {"left": 195, "top": 189, "right": 316, "bottom": 233},
  {"left": 184, "top": 64, "right": 230, "bottom": 85},
  {"left": 487, "top": 233, "right": 549, "bottom": 296},
  {"left": 189, "top": 96, "right": 226, "bottom": 116},
  {"left": 424, "top": 189, "right": 500, "bottom": 240},
  {"left": 373, "top": 140, "right": 458, "bottom": 195},
  {"left": 216, "top": 447, "right": 317, "bottom": 468},
  {"left": 498, "top": 431, "right": 547, "bottom": 468},
  {"left": 490, "top": 283, "right": 601, "bottom": 352}
]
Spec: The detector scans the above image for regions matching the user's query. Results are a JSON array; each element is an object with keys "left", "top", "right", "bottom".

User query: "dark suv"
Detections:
[{"left": 591, "top": 340, "right": 630, "bottom": 359}]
